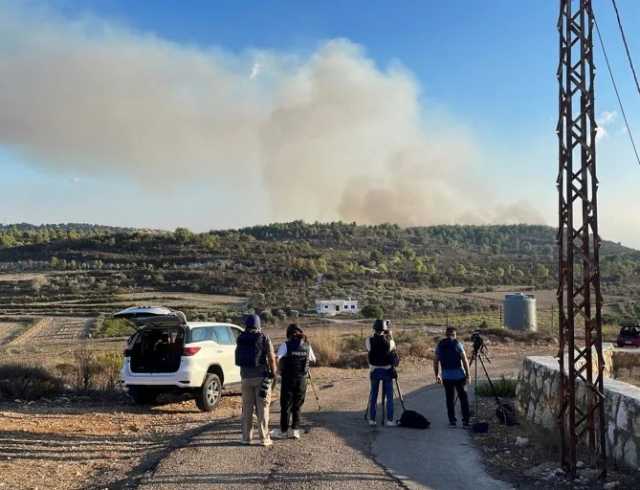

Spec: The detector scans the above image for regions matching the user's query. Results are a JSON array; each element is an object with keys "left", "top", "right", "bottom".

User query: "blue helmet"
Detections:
[{"left": 244, "top": 314, "right": 261, "bottom": 330}]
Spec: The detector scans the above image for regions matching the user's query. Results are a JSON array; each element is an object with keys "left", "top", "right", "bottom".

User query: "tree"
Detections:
[
  {"left": 361, "top": 304, "right": 383, "bottom": 319},
  {"left": 174, "top": 227, "right": 194, "bottom": 243}
]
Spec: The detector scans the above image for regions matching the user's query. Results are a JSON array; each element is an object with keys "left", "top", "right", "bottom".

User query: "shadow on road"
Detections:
[{"left": 131, "top": 380, "right": 510, "bottom": 489}]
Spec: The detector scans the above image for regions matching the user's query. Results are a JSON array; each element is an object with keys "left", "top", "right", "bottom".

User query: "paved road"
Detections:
[
  {"left": 138, "top": 375, "right": 511, "bottom": 489},
  {"left": 372, "top": 384, "right": 512, "bottom": 490}
]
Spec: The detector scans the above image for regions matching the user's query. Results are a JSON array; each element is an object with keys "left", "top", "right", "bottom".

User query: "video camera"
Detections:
[{"left": 470, "top": 330, "right": 488, "bottom": 359}]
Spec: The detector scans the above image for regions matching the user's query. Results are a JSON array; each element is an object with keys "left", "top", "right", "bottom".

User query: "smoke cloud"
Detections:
[{"left": 0, "top": 5, "right": 545, "bottom": 227}]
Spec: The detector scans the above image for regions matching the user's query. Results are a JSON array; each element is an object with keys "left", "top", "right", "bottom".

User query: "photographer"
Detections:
[
  {"left": 271, "top": 324, "right": 316, "bottom": 440},
  {"left": 235, "top": 314, "right": 277, "bottom": 446},
  {"left": 366, "top": 319, "right": 398, "bottom": 427},
  {"left": 434, "top": 326, "right": 470, "bottom": 428}
]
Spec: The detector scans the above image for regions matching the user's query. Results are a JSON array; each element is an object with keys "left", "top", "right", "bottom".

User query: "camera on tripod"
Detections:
[{"left": 470, "top": 330, "right": 487, "bottom": 358}]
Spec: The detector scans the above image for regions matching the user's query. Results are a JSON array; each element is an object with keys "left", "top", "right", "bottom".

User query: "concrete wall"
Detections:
[{"left": 517, "top": 356, "right": 640, "bottom": 469}]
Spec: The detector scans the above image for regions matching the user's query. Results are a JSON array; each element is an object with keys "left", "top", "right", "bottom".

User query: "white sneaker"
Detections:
[
  {"left": 385, "top": 420, "right": 396, "bottom": 427},
  {"left": 290, "top": 429, "right": 301, "bottom": 439},
  {"left": 368, "top": 419, "right": 376, "bottom": 427},
  {"left": 260, "top": 438, "right": 273, "bottom": 447},
  {"left": 270, "top": 429, "right": 287, "bottom": 439}
]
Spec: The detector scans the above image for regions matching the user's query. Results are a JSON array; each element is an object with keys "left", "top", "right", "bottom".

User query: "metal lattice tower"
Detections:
[{"left": 557, "top": 0, "right": 606, "bottom": 476}]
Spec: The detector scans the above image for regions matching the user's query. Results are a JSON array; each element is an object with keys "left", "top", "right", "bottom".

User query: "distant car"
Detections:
[
  {"left": 116, "top": 306, "right": 243, "bottom": 411},
  {"left": 616, "top": 325, "right": 640, "bottom": 348}
]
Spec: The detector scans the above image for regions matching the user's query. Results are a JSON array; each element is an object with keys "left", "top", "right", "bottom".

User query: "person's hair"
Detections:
[
  {"left": 286, "top": 323, "right": 305, "bottom": 341},
  {"left": 445, "top": 326, "right": 456, "bottom": 336}
]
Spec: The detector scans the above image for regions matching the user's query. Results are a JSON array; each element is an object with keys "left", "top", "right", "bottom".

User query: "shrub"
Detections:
[
  {"left": 259, "top": 310, "right": 275, "bottom": 324},
  {"left": 342, "top": 334, "right": 365, "bottom": 353},
  {"left": 0, "top": 364, "right": 64, "bottom": 400},
  {"left": 475, "top": 376, "right": 517, "bottom": 398},
  {"left": 94, "top": 352, "right": 124, "bottom": 391},
  {"left": 74, "top": 348, "right": 102, "bottom": 391},
  {"left": 361, "top": 304, "right": 383, "bottom": 319},
  {"left": 394, "top": 330, "right": 434, "bottom": 359},
  {"left": 94, "top": 318, "right": 135, "bottom": 338}
]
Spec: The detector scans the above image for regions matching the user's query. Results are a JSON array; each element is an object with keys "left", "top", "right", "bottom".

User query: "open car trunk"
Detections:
[
  {"left": 116, "top": 306, "right": 187, "bottom": 374},
  {"left": 128, "top": 326, "right": 185, "bottom": 373}
]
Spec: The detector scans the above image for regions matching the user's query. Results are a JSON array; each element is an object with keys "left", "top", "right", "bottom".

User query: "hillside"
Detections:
[{"left": 0, "top": 221, "right": 638, "bottom": 318}]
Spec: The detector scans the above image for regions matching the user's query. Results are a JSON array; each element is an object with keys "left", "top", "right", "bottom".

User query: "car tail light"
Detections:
[
  {"left": 123, "top": 348, "right": 132, "bottom": 357},
  {"left": 183, "top": 346, "right": 201, "bottom": 356}
]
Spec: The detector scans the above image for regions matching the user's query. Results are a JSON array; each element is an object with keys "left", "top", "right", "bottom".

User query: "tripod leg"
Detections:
[
  {"left": 478, "top": 355, "right": 501, "bottom": 405},
  {"left": 474, "top": 353, "right": 479, "bottom": 419}
]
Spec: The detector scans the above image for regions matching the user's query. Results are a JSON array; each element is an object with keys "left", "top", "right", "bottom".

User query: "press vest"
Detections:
[
  {"left": 368, "top": 334, "right": 392, "bottom": 366},
  {"left": 281, "top": 339, "right": 310, "bottom": 377}
]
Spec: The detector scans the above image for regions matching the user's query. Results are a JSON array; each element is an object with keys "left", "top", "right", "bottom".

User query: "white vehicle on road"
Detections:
[{"left": 117, "top": 306, "right": 243, "bottom": 411}]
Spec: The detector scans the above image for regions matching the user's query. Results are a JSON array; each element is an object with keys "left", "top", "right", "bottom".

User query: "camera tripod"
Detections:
[{"left": 469, "top": 335, "right": 516, "bottom": 427}]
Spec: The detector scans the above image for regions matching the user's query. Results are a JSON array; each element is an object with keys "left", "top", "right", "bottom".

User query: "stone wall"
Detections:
[{"left": 517, "top": 356, "right": 640, "bottom": 469}]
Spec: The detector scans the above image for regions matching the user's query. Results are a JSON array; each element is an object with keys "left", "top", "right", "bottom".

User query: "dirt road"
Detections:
[{"left": 138, "top": 366, "right": 511, "bottom": 490}]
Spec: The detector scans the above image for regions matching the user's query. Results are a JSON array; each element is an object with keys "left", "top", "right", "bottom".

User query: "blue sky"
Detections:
[{"left": 2, "top": 1, "right": 640, "bottom": 245}]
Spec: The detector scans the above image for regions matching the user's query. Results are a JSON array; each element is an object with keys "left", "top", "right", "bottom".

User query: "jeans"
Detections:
[
  {"left": 443, "top": 378, "right": 470, "bottom": 424},
  {"left": 369, "top": 368, "right": 394, "bottom": 421},
  {"left": 280, "top": 375, "right": 307, "bottom": 431},
  {"left": 241, "top": 377, "right": 271, "bottom": 442}
]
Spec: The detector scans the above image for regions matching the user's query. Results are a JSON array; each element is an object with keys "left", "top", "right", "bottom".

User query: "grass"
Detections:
[
  {"left": 308, "top": 328, "right": 436, "bottom": 369},
  {"left": 475, "top": 376, "right": 517, "bottom": 398},
  {"left": 309, "top": 333, "right": 340, "bottom": 367}
]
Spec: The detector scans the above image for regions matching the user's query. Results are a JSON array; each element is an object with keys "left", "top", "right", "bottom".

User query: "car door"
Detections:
[{"left": 213, "top": 325, "right": 241, "bottom": 385}]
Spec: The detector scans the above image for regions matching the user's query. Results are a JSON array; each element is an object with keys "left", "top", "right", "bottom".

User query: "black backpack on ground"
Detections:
[
  {"left": 496, "top": 401, "right": 518, "bottom": 426},
  {"left": 394, "top": 378, "right": 430, "bottom": 429},
  {"left": 399, "top": 409, "right": 431, "bottom": 429},
  {"left": 235, "top": 330, "right": 267, "bottom": 368}
]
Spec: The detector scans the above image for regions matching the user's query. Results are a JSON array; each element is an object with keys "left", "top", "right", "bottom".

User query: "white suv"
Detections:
[{"left": 117, "top": 306, "right": 243, "bottom": 411}]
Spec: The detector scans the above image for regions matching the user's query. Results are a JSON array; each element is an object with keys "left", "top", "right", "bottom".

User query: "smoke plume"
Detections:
[{"left": 0, "top": 4, "right": 545, "bottom": 227}]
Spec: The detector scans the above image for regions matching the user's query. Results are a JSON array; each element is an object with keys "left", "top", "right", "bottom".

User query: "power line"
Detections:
[
  {"left": 611, "top": 0, "right": 640, "bottom": 97},
  {"left": 593, "top": 14, "right": 640, "bottom": 167}
]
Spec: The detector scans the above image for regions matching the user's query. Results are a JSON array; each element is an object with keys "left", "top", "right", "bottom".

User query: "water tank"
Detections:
[{"left": 503, "top": 293, "right": 537, "bottom": 331}]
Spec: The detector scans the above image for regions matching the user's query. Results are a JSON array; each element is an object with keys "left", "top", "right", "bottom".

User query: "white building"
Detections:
[{"left": 315, "top": 299, "right": 359, "bottom": 316}]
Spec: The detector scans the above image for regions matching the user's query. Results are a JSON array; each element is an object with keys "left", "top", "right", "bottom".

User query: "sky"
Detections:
[{"left": 1, "top": 1, "right": 640, "bottom": 246}]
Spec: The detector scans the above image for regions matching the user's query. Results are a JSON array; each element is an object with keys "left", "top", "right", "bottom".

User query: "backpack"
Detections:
[
  {"left": 496, "top": 402, "right": 518, "bottom": 426},
  {"left": 398, "top": 409, "right": 431, "bottom": 429},
  {"left": 235, "top": 330, "right": 266, "bottom": 368}
]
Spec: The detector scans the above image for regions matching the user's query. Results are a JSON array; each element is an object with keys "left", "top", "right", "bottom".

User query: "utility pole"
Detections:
[{"left": 557, "top": 0, "right": 606, "bottom": 477}]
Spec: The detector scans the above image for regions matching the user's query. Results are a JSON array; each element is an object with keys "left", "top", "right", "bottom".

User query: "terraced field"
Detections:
[
  {"left": 9, "top": 317, "right": 91, "bottom": 346},
  {"left": 0, "top": 320, "right": 33, "bottom": 347},
  {"left": 0, "top": 286, "right": 247, "bottom": 318}
]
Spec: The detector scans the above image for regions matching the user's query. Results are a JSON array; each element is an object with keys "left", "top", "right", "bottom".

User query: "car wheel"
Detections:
[
  {"left": 617, "top": 340, "right": 625, "bottom": 348},
  {"left": 128, "top": 386, "right": 159, "bottom": 405},
  {"left": 196, "top": 373, "right": 222, "bottom": 412}
]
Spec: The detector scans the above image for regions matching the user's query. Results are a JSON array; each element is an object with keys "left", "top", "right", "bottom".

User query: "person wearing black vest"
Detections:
[
  {"left": 271, "top": 324, "right": 316, "bottom": 440},
  {"left": 366, "top": 319, "right": 397, "bottom": 427},
  {"left": 235, "top": 314, "right": 277, "bottom": 446},
  {"left": 434, "top": 326, "right": 471, "bottom": 427}
]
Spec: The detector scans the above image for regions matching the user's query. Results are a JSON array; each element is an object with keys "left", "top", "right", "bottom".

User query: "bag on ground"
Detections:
[
  {"left": 496, "top": 401, "right": 517, "bottom": 426},
  {"left": 398, "top": 409, "right": 431, "bottom": 429}
]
